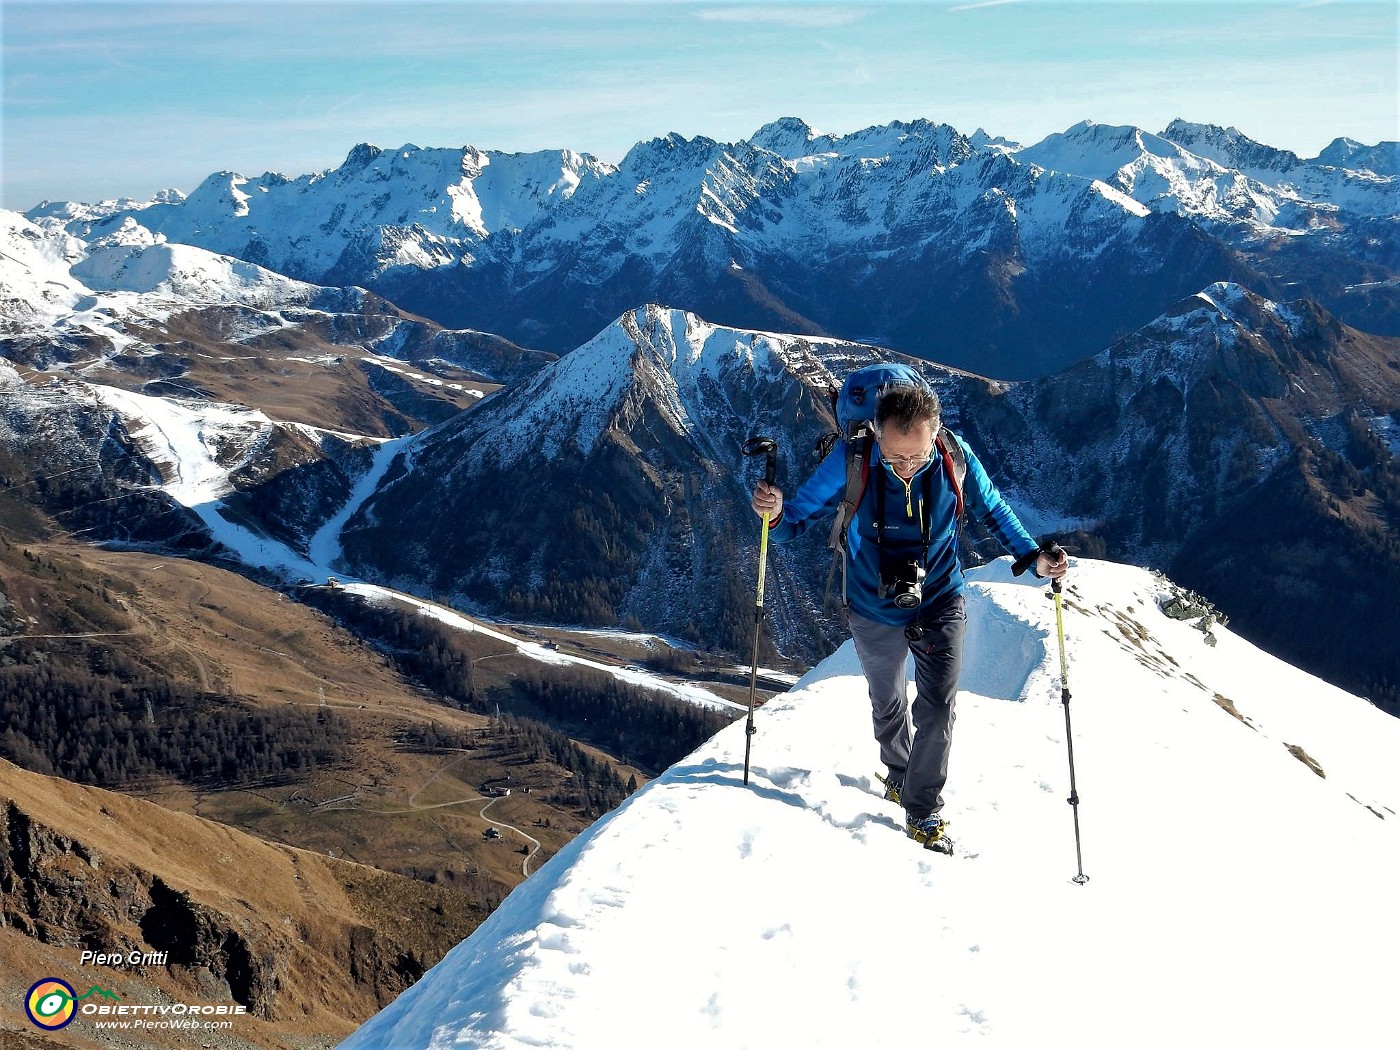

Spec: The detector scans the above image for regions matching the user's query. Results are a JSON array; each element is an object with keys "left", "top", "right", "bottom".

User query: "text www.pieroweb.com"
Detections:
[{"left": 85, "top": 1002, "right": 244, "bottom": 1031}]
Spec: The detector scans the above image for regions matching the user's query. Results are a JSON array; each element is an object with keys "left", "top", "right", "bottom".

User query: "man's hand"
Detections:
[
  {"left": 752, "top": 480, "right": 784, "bottom": 520},
  {"left": 1036, "top": 546, "right": 1069, "bottom": 581}
]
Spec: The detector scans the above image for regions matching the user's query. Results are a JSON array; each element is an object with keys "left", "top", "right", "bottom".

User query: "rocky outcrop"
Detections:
[{"left": 0, "top": 799, "right": 288, "bottom": 1017}]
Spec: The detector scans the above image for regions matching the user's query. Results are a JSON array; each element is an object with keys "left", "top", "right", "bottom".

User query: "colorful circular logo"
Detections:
[{"left": 26, "top": 978, "right": 78, "bottom": 1030}]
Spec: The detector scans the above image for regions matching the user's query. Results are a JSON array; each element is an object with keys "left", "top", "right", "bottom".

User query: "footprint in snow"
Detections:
[
  {"left": 764, "top": 766, "right": 813, "bottom": 789},
  {"left": 959, "top": 1004, "right": 990, "bottom": 1028}
]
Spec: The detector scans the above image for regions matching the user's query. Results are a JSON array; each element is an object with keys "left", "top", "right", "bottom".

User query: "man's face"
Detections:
[{"left": 878, "top": 419, "right": 935, "bottom": 481}]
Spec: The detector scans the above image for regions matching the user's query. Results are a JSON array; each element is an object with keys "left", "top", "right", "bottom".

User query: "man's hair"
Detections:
[{"left": 875, "top": 383, "right": 940, "bottom": 435}]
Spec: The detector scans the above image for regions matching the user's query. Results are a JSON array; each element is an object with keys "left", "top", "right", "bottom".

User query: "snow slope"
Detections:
[
  {"left": 70, "top": 215, "right": 325, "bottom": 307},
  {"left": 2, "top": 209, "right": 330, "bottom": 340},
  {"left": 340, "top": 558, "right": 1400, "bottom": 1050}
]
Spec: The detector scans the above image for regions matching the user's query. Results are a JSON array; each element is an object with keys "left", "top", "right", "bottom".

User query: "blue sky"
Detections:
[{"left": 3, "top": 0, "right": 1396, "bottom": 209}]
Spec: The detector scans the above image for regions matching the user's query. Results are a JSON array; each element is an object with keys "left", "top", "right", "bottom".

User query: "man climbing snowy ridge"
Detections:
[{"left": 751, "top": 371, "right": 1067, "bottom": 851}]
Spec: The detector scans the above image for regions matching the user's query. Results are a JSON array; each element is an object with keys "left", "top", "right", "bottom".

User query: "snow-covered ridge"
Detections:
[
  {"left": 0, "top": 209, "right": 91, "bottom": 326},
  {"left": 1018, "top": 120, "right": 1393, "bottom": 227},
  {"left": 51, "top": 142, "right": 615, "bottom": 280},
  {"left": 340, "top": 557, "right": 1400, "bottom": 1050},
  {"left": 33, "top": 117, "right": 1395, "bottom": 289},
  {"left": 1, "top": 208, "right": 339, "bottom": 352},
  {"left": 459, "top": 303, "right": 946, "bottom": 469},
  {"left": 70, "top": 217, "right": 325, "bottom": 306}
]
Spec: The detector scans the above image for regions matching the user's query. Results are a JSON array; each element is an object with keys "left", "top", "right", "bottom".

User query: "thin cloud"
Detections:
[
  {"left": 696, "top": 7, "right": 866, "bottom": 29},
  {"left": 947, "top": 0, "right": 1023, "bottom": 12}
]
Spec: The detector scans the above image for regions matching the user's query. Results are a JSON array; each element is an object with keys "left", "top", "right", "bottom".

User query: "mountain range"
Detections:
[
  {"left": 30, "top": 117, "right": 1398, "bottom": 380},
  {"left": 5, "top": 116, "right": 1400, "bottom": 712},
  {"left": 329, "top": 285, "right": 1399, "bottom": 710}
]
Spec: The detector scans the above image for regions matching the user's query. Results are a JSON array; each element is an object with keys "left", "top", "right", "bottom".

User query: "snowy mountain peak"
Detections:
[
  {"left": 1161, "top": 118, "right": 1303, "bottom": 175},
  {"left": 339, "top": 557, "right": 1400, "bottom": 1050},
  {"left": 619, "top": 132, "right": 725, "bottom": 176},
  {"left": 0, "top": 210, "right": 90, "bottom": 323},
  {"left": 70, "top": 222, "right": 324, "bottom": 306},
  {"left": 1068, "top": 280, "right": 1371, "bottom": 433},
  {"left": 969, "top": 127, "right": 1021, "bottom": 153},
  {"left": 182, "top": 169, "right": 255, "bottom": 217},
  {"left": 1316, "top": 135, "right": 1400, "bottom": 177},
  {"left": 1117, "top": 282, "right": 1286, "bottom": 354},
  {"left": 344, "top": 142, "right": 385, "bottom": 169},
  {"left": 1170, "top": 282, "right": 1315, "bottom": 349},
  {"left": 1021, "top": 120, "right": 1205, "bottom": 182},
  {"left": 89, "top": 215, "right": 163, "bottom": 249},
  {"left": 749, "top": 116, "right": 837, "bottom": 159},
  {"left": 452, "top": 304, "right": 849, "bottom": 469}
]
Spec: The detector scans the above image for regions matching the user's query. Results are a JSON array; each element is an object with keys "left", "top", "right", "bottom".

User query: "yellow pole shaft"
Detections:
[{"left": 743, "top": 512, "right": 770, "bottom": 785}]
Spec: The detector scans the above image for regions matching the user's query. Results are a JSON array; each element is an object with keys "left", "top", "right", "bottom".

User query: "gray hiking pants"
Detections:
[{"left": 847, "top": 593, "right": 966, "bottom": 820}]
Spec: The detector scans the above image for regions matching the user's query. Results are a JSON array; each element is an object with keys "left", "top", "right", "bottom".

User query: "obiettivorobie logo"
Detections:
[{"left": 25, "top": 978, "right": 120, "bottom": 1030}]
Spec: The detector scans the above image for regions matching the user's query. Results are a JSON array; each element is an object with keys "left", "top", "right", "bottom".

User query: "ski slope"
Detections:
[{"left": 340, "top": 558, "right": 1400, "bottom": 1050}]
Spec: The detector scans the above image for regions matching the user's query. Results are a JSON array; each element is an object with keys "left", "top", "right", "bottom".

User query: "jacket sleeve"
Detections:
[
  {"left": 956, "top": 433, "right": 1039, "bottom": 564},
  {"left": 766, "top": 442, "right": 849, "bottom": 544}
]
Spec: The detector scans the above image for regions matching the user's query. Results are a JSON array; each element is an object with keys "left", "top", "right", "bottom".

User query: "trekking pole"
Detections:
[
  {"left": 740, "top": 436, "right": 778, "bottom": 786},
  {"left": 1047, "top": 542, "right": 1089, "bottom": 885}
]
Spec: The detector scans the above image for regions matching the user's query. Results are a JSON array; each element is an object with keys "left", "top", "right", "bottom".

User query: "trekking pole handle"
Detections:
[
  {"left": 743, "top": 436, "right": 778, "bottom": 486},
  {"left": 1043, "top": 540, "right": 1067, "bottom": 594}
]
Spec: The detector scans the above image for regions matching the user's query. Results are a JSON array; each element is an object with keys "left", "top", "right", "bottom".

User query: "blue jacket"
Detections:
[{"left": 767, "top": 432, "right": 1040, "bottom": 625}]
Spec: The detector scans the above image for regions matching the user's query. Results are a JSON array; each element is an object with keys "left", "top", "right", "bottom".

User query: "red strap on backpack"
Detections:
[{"left": 936, "top": 434, "right": 964, "bottom": 521}]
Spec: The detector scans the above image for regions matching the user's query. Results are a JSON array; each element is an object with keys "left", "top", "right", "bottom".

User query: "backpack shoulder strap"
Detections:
[
  {"left": 827, "top": 426, "right": 872, "bottom": 553},
  {"left": 935, "top": 427, "right": 967, "bottom": 521}
]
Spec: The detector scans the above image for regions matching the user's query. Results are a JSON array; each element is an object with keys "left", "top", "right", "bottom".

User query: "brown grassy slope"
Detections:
[
  {"left": 0, "top": 529, "right": 615, "bottom": 876},
  {"left": 82, "top": 304, "right": 495, "bottom": 436},
  {"left": 0, "top": 756, "right": 485, "bottom": 1049}
]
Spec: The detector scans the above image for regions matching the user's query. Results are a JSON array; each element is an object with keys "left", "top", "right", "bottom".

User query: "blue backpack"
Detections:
[{"left": 833, "top": 362, "right": 931, "bottom": 438}]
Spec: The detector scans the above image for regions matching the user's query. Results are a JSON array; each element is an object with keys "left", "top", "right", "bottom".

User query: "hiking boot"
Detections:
[
  {"left": 906, "top": 812, "right": 948, "bottom": 846},
  {"left": 875, "top": 771, "right": 903, "bottom": 805}
]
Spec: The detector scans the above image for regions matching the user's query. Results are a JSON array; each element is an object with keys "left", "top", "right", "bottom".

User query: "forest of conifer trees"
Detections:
[{"left": 0, "top": 641, "right": 355, "bottom": 788}]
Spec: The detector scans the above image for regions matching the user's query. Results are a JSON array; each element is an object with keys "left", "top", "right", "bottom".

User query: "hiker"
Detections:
[{"left": 750, "top": 376, "right": 1067, "bottom": 850}]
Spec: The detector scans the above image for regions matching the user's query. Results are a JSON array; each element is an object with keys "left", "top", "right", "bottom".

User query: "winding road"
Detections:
[{"left": 346, "top": 751, "right": 546, "bottom": 877}]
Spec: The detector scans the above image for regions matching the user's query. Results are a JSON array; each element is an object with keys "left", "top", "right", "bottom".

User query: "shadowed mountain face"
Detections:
[
  {"left": 338, "top": 306, "right": 919, "bottom": 662},
  {"left": 339, "top": 290, "right": 1400, "bottom": 713},
  {"left": 959, "top": 284, "right": 1400, "bottom": 712}
]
